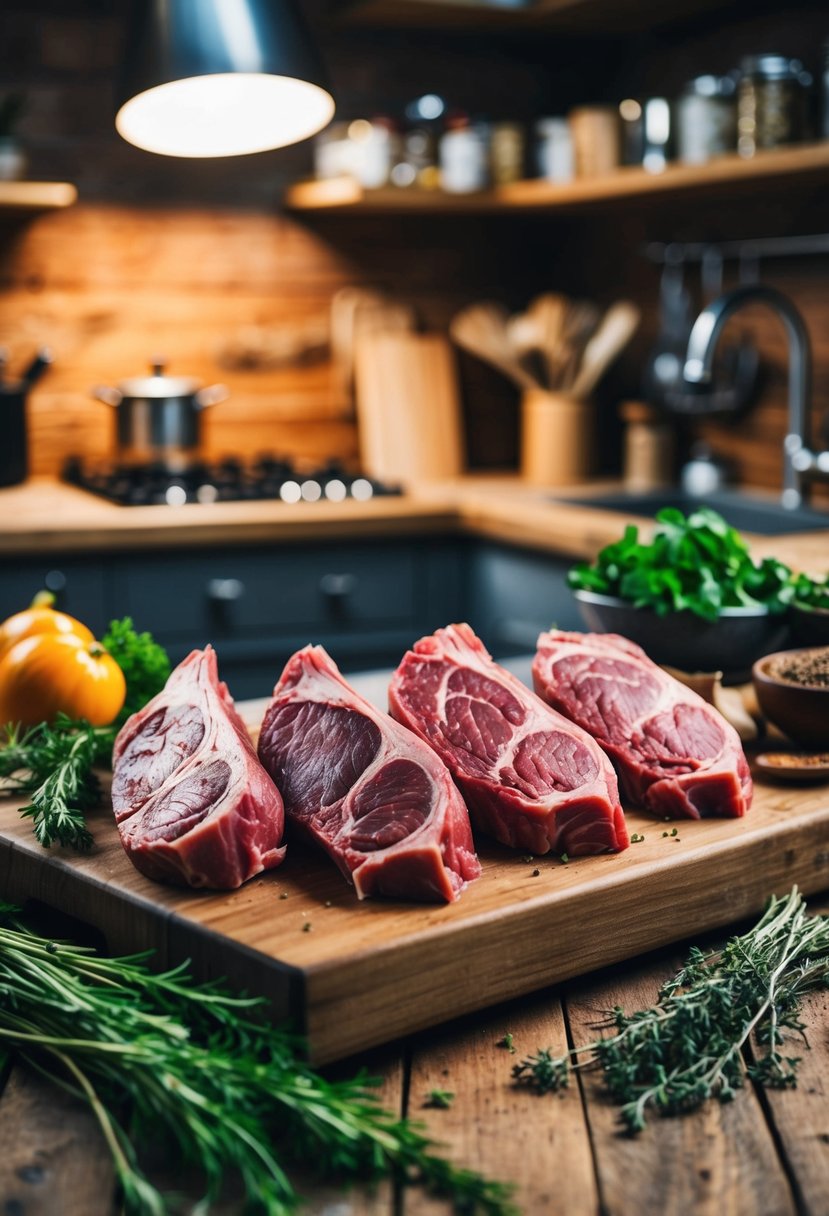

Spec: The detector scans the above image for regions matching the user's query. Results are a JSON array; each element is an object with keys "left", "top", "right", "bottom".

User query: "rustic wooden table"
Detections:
[{"left": 3, "top": 900, "right": 829, "bottom": 1216}]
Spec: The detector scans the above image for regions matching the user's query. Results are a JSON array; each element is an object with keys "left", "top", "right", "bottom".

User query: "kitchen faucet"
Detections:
[{"left": 684, "top": 284, "right": 829, "bottom": 509}]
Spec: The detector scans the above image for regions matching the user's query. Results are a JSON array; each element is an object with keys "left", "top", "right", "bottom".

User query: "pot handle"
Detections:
[
  {"left": 195, "top": 384, "right": 229, "bottom": 409},
  {"left": 91, "top": 385, "right": 122, "bottom": 407}
]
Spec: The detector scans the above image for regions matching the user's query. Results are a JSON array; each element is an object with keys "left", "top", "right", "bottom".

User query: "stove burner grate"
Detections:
[{"left": 62, "top": 456, "right": 404, "bottom": 508}]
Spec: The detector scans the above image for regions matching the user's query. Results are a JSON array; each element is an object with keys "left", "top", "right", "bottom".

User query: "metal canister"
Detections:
[
  {"left": 676, "top": 75, "right": 737, "bottom": 164},
  {"left": 737, "top": 54, "right": 811, "bottom": 156}
]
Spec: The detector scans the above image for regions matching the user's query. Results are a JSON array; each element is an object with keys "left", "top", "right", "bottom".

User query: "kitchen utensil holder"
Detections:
[{"left": 520, "top": 389, "right": 593, "bottom": 486}]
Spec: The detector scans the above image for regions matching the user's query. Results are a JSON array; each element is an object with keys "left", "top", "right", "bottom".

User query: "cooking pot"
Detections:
[
  {"left": 0, "top": 349, "right": 52, "bottom": 488},
  {"left": 92, "top": 360, "right": 228, "bottom": 463}
]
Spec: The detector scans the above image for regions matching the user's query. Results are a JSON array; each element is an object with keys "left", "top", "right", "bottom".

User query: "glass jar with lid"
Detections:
[
  {"left": 676, "top": 75, "right": 737, "bottom": 164},
  {"left": 737, "top": 54, "right": 811, "bottom": 156}
]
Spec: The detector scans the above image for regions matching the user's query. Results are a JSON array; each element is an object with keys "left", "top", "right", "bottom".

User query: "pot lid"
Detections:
[{"left": 115, "top": 360, "right": 203, "bottom": 398}]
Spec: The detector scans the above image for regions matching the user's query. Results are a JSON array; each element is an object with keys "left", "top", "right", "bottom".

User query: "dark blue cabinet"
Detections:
[{"left": 0, "top": 534, "right": 578, "bottom": 697}]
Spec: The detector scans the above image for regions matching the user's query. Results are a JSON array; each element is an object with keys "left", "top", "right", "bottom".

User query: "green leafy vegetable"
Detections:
[
  {"left": 0, "top": 618, "right": 170, "bottom": 849},
  {"left": 791, "top": 571, "right": 829, "bottom": 611},
  {"left": 101, "top": 616, "right": 171, "bottom": 724},
  {"left": 568, "top": 507, "right": 794, "bottom": 621},
  {"left": 512, "top": 887, "right": 829, "bottom": 1132},
  {"left": 0, "top": 905, "right": 514, "bottom": 1215}
]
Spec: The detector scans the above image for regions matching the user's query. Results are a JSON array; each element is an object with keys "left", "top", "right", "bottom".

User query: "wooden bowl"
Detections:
[
  {"left": 752, "top": 648, "right": 829, "bottom": 749},
  {"left": 573, "top": 590, "right": 789, "bottom": 681}
]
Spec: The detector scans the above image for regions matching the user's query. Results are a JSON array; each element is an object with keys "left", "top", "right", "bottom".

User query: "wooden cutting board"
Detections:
[{"left": 1, "top": 673, "right": 828, "bottom": 1064}]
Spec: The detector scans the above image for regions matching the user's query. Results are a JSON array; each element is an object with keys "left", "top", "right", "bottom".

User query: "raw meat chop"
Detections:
[
  {"left": 532, "top": 630, "right": 753, "bottom": 819},
  {"left": 389, "top": 623, "right": 628, "bottom": 856},
  {"left": 112, "top": 646, "right": 286, "bottom": 888},
  {"left": 257, "top": 645, "right": 480, "bottom": 902}
]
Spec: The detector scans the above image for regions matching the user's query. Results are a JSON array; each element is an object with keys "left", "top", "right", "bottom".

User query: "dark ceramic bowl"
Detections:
[
  {"left": 573, "top": 590, "right": 790, "bottom": 680},
  {"left": 752, "top": 648, "right": 829, "bottom": 749},
  {"left": 789, "top": 601, "right": 829, "bottom": 648}
]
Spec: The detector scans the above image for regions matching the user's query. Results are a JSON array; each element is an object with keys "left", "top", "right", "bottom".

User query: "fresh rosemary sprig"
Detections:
[
  {"left": 512, "top": 888, "right": 829, "bottom": 1132},
  {"left": 0, "top": 904, "right": 515, "bottom": 1215},
  {"left": 0, "top": 715, "right": 111, "bottom": 848},
  {"left": 0, "top": 618, "right": 170, "bottom": 850}
]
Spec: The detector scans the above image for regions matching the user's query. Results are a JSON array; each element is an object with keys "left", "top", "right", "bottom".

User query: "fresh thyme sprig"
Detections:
[
  {"left": 0, "top": 904, "right": 515, "bottom": 1215},
  {"left": 512, "top": 888, "right": 829, "bottom": 1132}
]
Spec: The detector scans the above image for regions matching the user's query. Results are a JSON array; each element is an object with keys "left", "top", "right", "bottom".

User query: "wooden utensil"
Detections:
[
  {"left": 330, "top": 287, "right": 416, "bottom": 408},
  {"left": 527, "top": 292, "right": 568, "bottom": 386},
  {"left": 569, "top": 301, "right": 640, "bottom": 400},
  {"left": 450, "top": 303, "right": 539, "bottom": 391},
  {"left": 354, "top": 330, "right": 465, "bottom": 482}
]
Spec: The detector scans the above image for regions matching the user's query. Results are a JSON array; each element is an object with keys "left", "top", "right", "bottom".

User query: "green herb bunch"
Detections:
[
  {"left": 512, "top": 888, "right": 829, "bottom": 1132},
  {"left": 791, "top": 570, "right": 829, "bottom": 612},
  {"left": 568, "top": 507, "right": 794, "bottom": 621},
  {"left": 0, "top": 617, "right": 170, "bottom": 849},
  {"left": 0, "top": 904, "right": 514, "bottom": 1216}
]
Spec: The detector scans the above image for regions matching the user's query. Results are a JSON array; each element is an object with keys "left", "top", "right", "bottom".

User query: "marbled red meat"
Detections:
[
  {"left": 257, "top": 645, "right": 480, "bottom": 902},
  {"left": 388, "top": 624, "right": 628, "bottom": 857},
  {"left": 112, "top": 647, "right": 285, "bottom": 888},
  {"left": 532, "top": 631, "right": 752, "bottom": 819}
]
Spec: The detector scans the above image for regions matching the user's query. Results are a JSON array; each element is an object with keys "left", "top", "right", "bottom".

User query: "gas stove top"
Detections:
[{"left": 62, "top": 456, "right": 403, "bottom": 508}]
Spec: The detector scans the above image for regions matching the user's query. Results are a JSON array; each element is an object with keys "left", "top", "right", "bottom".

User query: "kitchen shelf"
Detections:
[
  {"left": 284, "top": 142, "right": 829, "bottom": 215},
  {"left": 0, "top": 181, "right": 78, "bottom": 213}
]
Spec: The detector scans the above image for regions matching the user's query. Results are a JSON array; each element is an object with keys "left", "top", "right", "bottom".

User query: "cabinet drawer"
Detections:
[
  {"left": 115, "top": 543, "right": 419, "bottom": 642},
  {"left": 0, "top": 560, "right": 109, "bottom": 636}
]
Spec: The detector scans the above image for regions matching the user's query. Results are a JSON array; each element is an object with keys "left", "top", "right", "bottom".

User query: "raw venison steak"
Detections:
[
  {"left": 532, "top": 631, "right": 752, "bottom": 819},
  {"left": 257, "top": 645, "right": 480, "bottom": 902},
  {"left": 388, "top": 624, "right": 628, "bottom": 857},
  {"left": 112, "top": 647, "right": 286, "bottom": 888}
]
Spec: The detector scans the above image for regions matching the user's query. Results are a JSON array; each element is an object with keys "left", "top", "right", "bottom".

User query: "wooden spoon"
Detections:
[
  {"left": 569, "top": 301, "right": 641, "bottom": 400},
  {"left": 450, "top": 303, "right": 540, "bottom": 390}
]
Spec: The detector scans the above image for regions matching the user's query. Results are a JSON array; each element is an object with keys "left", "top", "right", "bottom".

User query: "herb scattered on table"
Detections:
[
  {"left": 424, "top": 1089, "right": 455, "bottom": 1110},
  {"left": 568, "top": 507, "right": 794, "bottom": 621},
  {"left": 512, "top": 888, "right": 829, "bottom": 1132},
  {"left": 0, "top": 904, "right": 513, "bottom": 1216},
  {"left": 630, "top": 833, "right": 645, "bottom": 844},
  {"left": 0, "top": 618, "right": 169, "bottom": 850},
  {"left": 497, "top": 1033, "right": 516, "bottom": 1054}
]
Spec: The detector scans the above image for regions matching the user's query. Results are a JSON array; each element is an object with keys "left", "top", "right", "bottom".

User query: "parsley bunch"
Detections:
[
  {"left": 0, "top": 904, "right": 514, "bottom": 1215},
  {"left": 513, "top": 888, "right": 829, "bottom": 1132},
  {"left": 0, "top": 617, "right": 170, "bottom": 850},
  {"left": 791, "top": 570, "right": 829, "bottom": 611},
  {"left": 568, "top": 507, "right": 794, "bottom": 621}
]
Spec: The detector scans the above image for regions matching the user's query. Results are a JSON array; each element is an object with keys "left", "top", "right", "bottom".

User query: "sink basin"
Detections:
[{"left": 554, "top": 489, "right": 829, "bottom": 536}]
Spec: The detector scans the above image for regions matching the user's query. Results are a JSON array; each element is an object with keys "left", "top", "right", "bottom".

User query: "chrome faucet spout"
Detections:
[{"left": 683, "top": 285, "right": 814, "bottom": 509}]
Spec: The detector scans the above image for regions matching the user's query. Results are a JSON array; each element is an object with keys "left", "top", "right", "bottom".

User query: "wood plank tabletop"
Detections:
[{"left": 3, "top": 899, "right": 828, "bottom": 1216}]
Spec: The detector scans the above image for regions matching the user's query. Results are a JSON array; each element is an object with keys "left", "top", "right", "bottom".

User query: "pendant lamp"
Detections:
[{"left": 116, "top": 0, "right": 335, "bottom": 158}]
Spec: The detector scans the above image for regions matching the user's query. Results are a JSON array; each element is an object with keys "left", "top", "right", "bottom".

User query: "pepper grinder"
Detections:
[{"left": 620, "top": 400, "right": 674, "bottom": 491}]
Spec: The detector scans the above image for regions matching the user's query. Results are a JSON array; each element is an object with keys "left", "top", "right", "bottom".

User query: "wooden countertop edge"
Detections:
[{"left": 0, "top": 477, "right": 826, "bottom": 566}]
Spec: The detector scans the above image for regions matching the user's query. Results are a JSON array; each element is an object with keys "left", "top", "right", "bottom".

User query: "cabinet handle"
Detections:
[
  {"left": 319, "top": 572, "right": 357, "bottom": 600},
  {"left": 206, "top": 578, "right": 246, "bottom": 604}
]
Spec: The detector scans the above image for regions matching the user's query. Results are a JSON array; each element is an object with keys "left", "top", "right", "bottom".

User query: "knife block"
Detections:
[{"left": 520, "top": 388, "right": 594, "bottom": 486}]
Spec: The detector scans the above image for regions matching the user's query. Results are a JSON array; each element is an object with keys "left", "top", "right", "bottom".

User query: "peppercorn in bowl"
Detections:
[{"left": 752, "top": 647, "right": 829, "bottom": 750}]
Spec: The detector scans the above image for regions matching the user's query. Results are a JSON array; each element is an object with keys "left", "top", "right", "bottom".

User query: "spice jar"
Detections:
[
  {"left": 490, "top": 123, "right": 525, "bottom": 185},
  {"left": 620, "top": 401, "right": 674, "bottom": 492},
  {"left": 439, "top": 114, "right": 489, "bottom": 194},
  {"left": 737, "top": 55, "right": 811, "bottom": 156},
  {"left": 676, "top": 75, "right": 737, "bottom": 164},
  {"left": 568, "top": 106, "right": 621, "bottom": 177},
  {"left": 535, "top": 117, "right": 574, "bottom": 182}
]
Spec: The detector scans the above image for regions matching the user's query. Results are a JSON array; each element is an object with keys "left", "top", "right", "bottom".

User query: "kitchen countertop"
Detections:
[{"left": 1, "top": 475, "right": 828, "bottom": 567}]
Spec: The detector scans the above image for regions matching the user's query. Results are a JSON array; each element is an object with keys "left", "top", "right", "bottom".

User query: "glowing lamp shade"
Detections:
[{"left": 116, "top": 0, "right": 335, "bottom": 158}]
